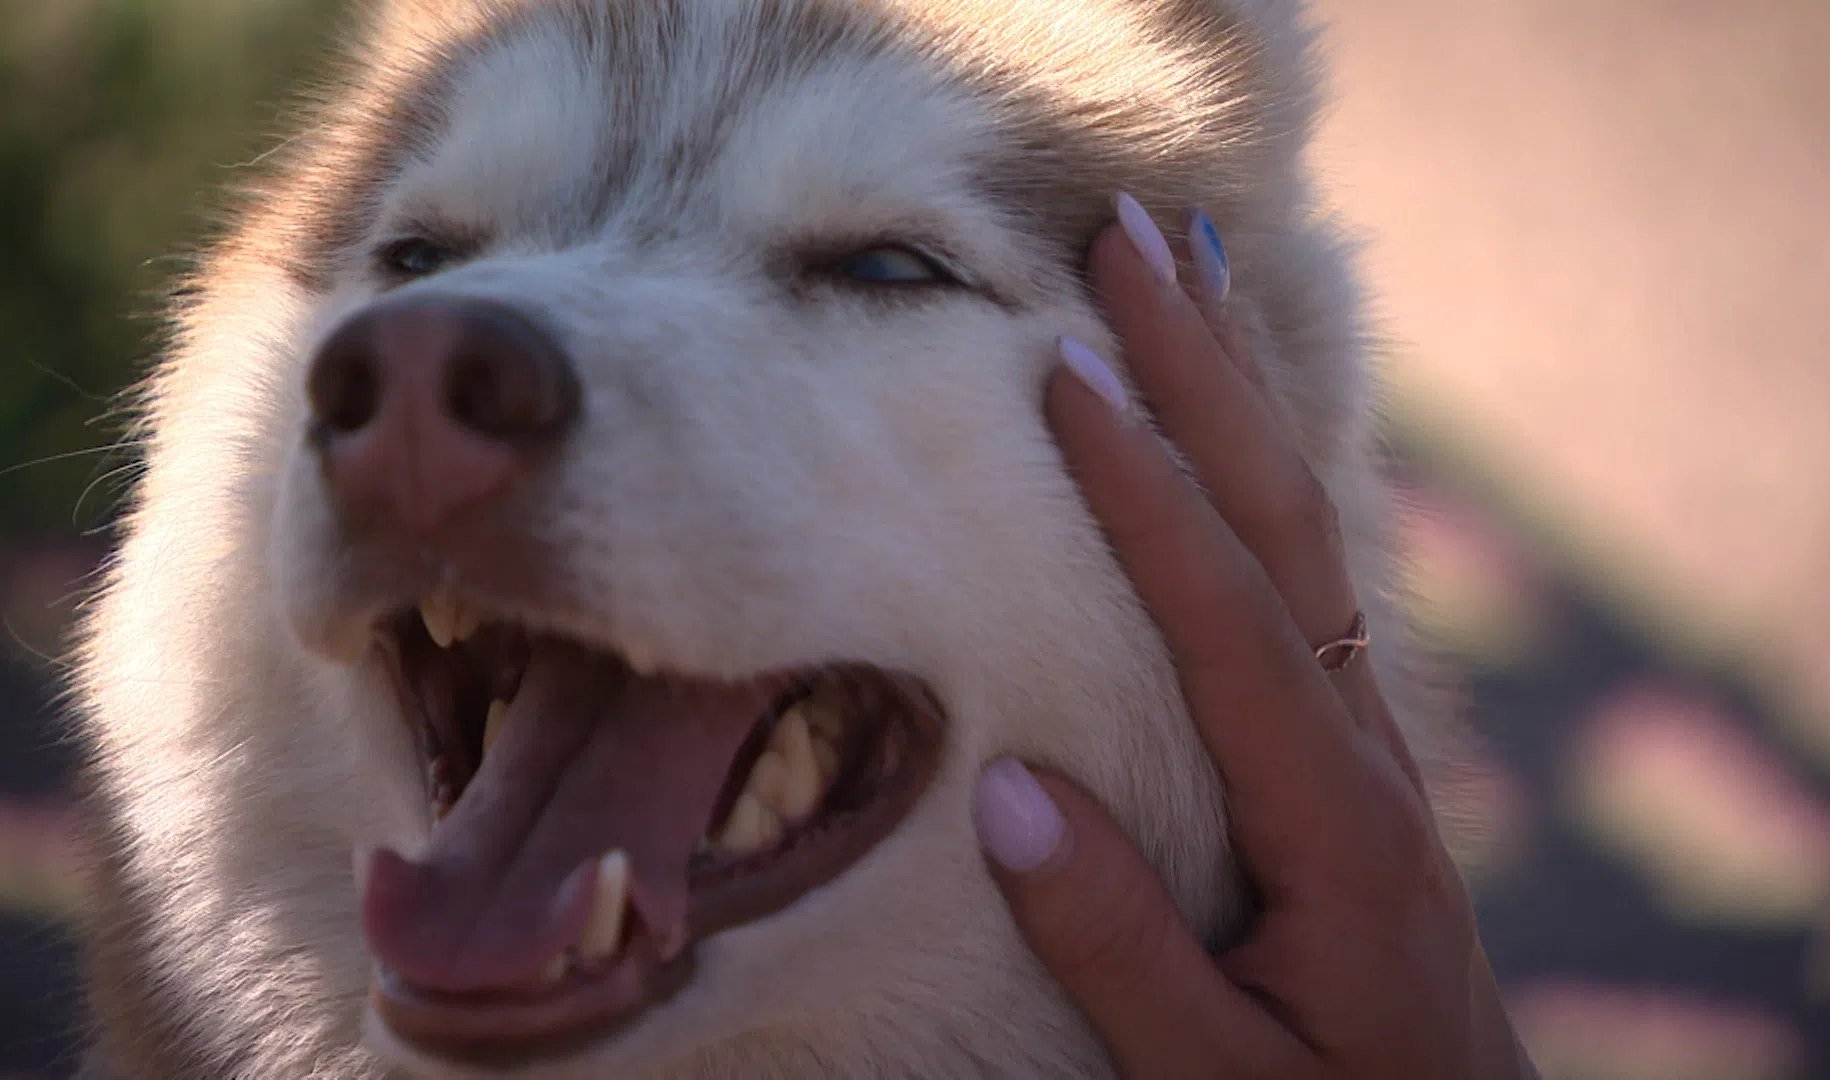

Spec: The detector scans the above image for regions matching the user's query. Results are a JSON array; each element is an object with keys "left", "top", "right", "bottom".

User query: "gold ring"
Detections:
[{"left": 1313, "top": 612, "right": 1370, "bottom": 673}]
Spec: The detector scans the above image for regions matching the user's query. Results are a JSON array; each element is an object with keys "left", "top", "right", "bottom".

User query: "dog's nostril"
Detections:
[
  {"left": 443, "top": 313, "right": 579, "bottom": 443},
  {"left": 308, "top": 336, "right": 383, "bottom": 436},
  {"left": 304, "top": 298, "right": 580, "bottom": 446}
]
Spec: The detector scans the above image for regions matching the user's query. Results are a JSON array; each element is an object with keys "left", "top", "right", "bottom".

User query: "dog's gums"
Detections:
[{"left": 364, "top": 596, "right": 945, "bottom": 1054}]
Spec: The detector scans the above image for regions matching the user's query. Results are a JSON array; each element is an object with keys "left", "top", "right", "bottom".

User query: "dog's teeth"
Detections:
[
  {"left": 420, "top": 586, "right": 481, "bottom": 646},
  {"left": 577, "top": 851, "right": 630, "bottom": 961},
  {"left": 767, "top": 712, "right": 823, "bottom": 819},
  {"left": 452, "top": 604, "right": 483, "bottom": 644},
  {"left": 746, "top": 751, "right": 790, "bottom": 813},
  {"left": 810, "top": 736, "right": 840, "bottom": 783},
  {"left": 483, "top": 699, "right": 509, "bottom": 755},
  {"left": 726, "top": 713, "right": 824, "bottom": 829},
  {"left": 420, "top": 585, "right": 462, "bottom": 649},
  {"left": 798, "top": 696, "right": 847, "bottom": 745},
  {"left": 715, "top": 792, "right": 781, "bottom": 855},
  {"left": 785, "top": 700, "right": 844, "bottom": 783}
]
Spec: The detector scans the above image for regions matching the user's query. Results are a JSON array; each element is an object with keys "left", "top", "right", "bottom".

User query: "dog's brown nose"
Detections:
[{"left": 307, "top": 297, "right": 579, "bottom": 534}]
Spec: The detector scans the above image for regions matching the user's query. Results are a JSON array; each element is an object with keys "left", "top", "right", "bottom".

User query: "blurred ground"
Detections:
[
  {"left": 3, "top": 2, "right": 1827, "bottom": 1078},
  {"left": 1311, "top": 2, "right": 1830, "bottom": 1075},
  {"left": 1313, "top": 0, "right": 1830, "bottom": 755}
]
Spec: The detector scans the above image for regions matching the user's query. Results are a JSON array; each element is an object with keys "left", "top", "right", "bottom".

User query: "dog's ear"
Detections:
[
  {"left": 361, "top": 0, "right": 494, "bottom": 43},
  {"left": 366, "top": 0, "right": 459, "bottom": 17},
  {"left": 1214, "top": 0, "right": 1309, "bottom": 35},
  {"left": 1124, "top": 0, "right": 1321, "bottom": 150},
  {"left": 1170, "top": 0, "right": 1320, "bottom": 87},
  {"left": 348, "top": 0, "right": 512, "bottom": 66}
]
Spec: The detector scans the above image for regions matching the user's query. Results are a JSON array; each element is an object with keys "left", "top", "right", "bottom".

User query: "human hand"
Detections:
[{"left": 971, "top": 195, "right": 1535, "bottom": 1079}]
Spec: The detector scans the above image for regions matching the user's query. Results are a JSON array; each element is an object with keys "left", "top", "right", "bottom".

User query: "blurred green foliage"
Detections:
[{"left": 0, "top": 0, "right": 345, "bottom": 535}]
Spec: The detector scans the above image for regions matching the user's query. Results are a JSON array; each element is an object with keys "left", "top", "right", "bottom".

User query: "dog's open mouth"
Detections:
[{"left": 360, "top": 590, "right": 945, "bottom": 1059}]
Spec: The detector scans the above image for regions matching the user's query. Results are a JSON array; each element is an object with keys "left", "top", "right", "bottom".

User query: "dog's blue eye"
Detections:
[
  {"left": 379, "top": 238, "right": 453, "bottom": 279},
  {"left": 833, "top": 246, "right": 948, "bottom": 284}
]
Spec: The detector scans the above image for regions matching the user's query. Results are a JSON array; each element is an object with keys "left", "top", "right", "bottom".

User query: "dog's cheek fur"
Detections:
[
  {"left": 76, "top": 262, "right": 391, "bottom": 1077},
  {"left": 72, "top": 2, "right": 1445, "bottom": 1078}
]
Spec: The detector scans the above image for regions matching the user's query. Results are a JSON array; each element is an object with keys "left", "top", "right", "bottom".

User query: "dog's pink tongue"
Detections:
[{"left": 362, "top": 642, "right": 769, "bottom": 992}]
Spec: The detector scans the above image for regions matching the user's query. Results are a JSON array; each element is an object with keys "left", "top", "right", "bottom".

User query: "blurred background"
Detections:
[{"left": 2, "top": 1, "right": 1825, "bottom": 1076}]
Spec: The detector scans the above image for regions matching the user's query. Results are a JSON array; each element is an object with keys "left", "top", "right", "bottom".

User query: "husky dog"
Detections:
[{"left": 75, "top": 0, "right": 1434, "bottom": 1076}]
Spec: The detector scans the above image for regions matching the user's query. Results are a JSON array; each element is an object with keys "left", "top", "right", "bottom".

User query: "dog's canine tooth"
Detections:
[
  {"left": 746, "top": 750, "right": 790, "bottom": 813},
  {"left": 785, "top": 700, "right": 844, "bottom": 783},
  {"left": 452, "top": 604, "right": 483, "bottom": 644},
  {"left": 768, "top": 713, "right": 823, "bottom": 819},
  {"left": 420, "top": 584, "right": 462, "bottom": 648},
  {"left": 715, "top": 791, "right": 781, "bottom": 855},
  {"left": 577, "top": 851, "right": 630, "bottom": 961},
  {"left": 483, "top": 699, "right": 509, "bottom": 754},
  {"left": 729, "top": 713, "right": 824, "bottom": 826}
]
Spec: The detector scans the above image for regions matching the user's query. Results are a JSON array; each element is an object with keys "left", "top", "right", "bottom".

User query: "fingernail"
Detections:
[
  {"left": 1115, "top": 192, "right": 1178, "bottom": 287},
  {"left": 1188, "top": 208, "right": 1231, "bottom": 304},
  {"left": 973, "top": 759, "right": 1066, "bottom": 874},
  {"left": 1057, "top": 336, "right": 1130, "bottom": 415}
]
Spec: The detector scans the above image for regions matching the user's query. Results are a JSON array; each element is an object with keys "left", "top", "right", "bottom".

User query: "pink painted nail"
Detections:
[
  {"left": 1058, "top": 336, "right": 1130, "bottom": 415},
  {"left": 1115, "top": 192, "right": 1178, "bottom": 287},
  {"left": 973, "top": 759, "right": 1067, "bottom": 874}
]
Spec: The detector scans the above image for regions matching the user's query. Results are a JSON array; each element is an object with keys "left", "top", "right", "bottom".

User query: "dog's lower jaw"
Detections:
[
  {"left": 362, "top": 940, "right": 1121, "bottom": 1080},
  {"left": 351, "top": 772, "right": 1139, "bottom": 1078},
  {"left": 82, "top": 540, "right": 1244, "bottom": 1080}
]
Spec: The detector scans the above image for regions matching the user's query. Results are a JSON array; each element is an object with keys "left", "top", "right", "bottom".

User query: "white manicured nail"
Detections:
[
  {"left": 1058, "top": 336, "right": 1130, "bottom": 415},
  {"left": 1115, "top": 192, "right": 1178, "bottom": 287},
  {"left": 973, "top": 759, "right": 1066, "bottom": 874}
]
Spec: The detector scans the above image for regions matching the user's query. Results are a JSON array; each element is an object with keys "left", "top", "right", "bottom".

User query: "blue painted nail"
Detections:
[
  {"left": 1058, "top": 336, "right": 1130, "bottom": 415},
  {"left": 1189, "top": 209, "right": 1231, "bottom": 304},
  {"left": 1185, "top": 210, "right": 1229, "bottom": 303}
]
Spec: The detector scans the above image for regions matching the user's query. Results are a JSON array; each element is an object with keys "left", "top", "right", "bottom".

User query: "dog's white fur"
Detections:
[{"left": 75, "top": 1, "right": 1438, "bottom": 1076}]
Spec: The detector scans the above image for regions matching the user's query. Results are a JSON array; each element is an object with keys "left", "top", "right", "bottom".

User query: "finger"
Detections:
[
  {"left": 1180, "top": 208, "right": 1272, "bottom": 394},
  {"left": 1045, "top": 353, "right": 1425, "bottom": 887},
  {"left": 1101, "top": 197, "right": 1360, "bottom": 676},
  {"left": 1103, "top": 202, "right": 1414, "bottom": 778},
  {"left": 972, "top": 760, "right": 1302, "bottom": 1078},
  {"left": 1113, "top": 204, "right": 1424, "bottom": 785}
]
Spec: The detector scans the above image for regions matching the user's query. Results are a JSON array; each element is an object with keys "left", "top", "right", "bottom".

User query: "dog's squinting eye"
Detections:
[
  {"left": 377, "top": 238, "right": 455, "bottom": 280},
  {"left": 831, "top": 246, "right": 954, "bottom": 286}
]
